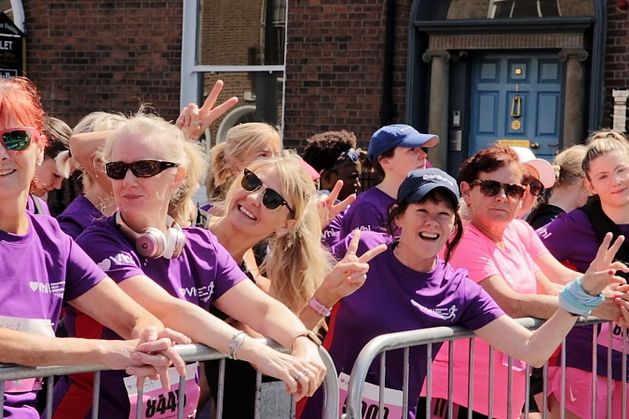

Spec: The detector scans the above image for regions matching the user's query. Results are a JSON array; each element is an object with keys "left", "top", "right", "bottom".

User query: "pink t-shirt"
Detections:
[{"left": 426, "top": 219, "right": 546, "bottom": 419}]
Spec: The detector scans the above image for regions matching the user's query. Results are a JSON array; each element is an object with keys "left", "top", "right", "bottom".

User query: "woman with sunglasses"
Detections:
[
  {"left": 536, "top": 134, "right": 629, "bottom": 418},
  {"left": 0, "top": 76, "right": 193, "bottom": 418},
  {"left": 511, "top": 146, "right": 556, "bottom": 219},
  {"left": 299, "top": 167, "right": 628, "bottom": 419},
  {"left": 55, "top": 114, "right": 327, "bottom": 418},
  {"left": 427, "top": 145, "right": 626, "bottom": 418},
  {"left": 202, "top": 152, "right": 377, "bottom": 416}
]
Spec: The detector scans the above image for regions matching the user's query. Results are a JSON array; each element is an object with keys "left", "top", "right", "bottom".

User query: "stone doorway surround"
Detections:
[{"left": 420, "top": 22, "right": 591, "bottom": 167}]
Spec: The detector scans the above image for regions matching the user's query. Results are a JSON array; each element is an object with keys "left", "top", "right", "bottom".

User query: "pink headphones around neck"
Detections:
[{"left": 115, "top": 212, "right": 186, "bottom": 259}]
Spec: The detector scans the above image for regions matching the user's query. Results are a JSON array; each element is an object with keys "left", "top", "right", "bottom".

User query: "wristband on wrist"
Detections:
[
  {"left": 308, "top": 297, "right": 332, "bottom": 317},
  {"left": 228, "top": 331, "right": 247, "bottom": 360},
  {"left": 558, "top": 276, "right": 605, "bottom": 317}
]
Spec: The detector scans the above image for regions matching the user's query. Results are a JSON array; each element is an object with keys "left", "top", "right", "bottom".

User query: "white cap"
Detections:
[{"left": 511, "top": 146, "right": 556, "bottom": 188}]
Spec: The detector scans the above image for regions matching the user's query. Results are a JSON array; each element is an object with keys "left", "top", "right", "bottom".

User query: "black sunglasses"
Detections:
[
  {"left": 105, "top": 160, "right": 179, "bottom": 180},
  {"left": 0, "top": 128, "right": 36, "bottom": 152},
  {"left": 470, "top": 179, "right": 526, "bottom": 200},
  {"left": 242, "top": 169, "right": 295, "bottom": 216},
  {"left": 522, "top": 175, "right": 545, "bottom": 197}
]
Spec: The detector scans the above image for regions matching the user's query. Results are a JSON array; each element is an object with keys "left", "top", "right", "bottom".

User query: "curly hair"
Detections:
[{"left": 302, "top": 130, "right": 358, "bottom": 172}]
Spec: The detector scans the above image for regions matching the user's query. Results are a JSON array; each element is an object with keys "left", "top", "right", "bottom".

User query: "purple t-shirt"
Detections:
[
  {"left": 57, "top": 195, "right": 103, "bottom": 239},
  {"left": 537, "top": 208, "right": 629, "bottom": 381},
  {"left": 301, "top": 231, "right": 504, "bottom": 419},
  {"left": 339, "top": 188, "right": 395, "bottom": 239},
  {"left": 54, "top": 216, "right": 246, "bottom": 418},
  {"left": 0, "top": 212, "right": 104, "bottom": 418},
  {"left": 322, "top": 210, "right": 345, "bottom": 249}
]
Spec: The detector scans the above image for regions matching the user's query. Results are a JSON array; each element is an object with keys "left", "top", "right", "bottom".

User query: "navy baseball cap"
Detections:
[
  {"left": 367, "top": 124, "right": 439, "bottom": 162},
  {"left": 397, "top": 168, "right": 460, "bottom": 206}
]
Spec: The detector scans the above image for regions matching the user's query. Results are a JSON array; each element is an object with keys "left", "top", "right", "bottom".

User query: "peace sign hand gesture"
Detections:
[
  {"left": 315, "top": 230, "right": 387, "bottom": 307},
  {"left": 582, "top": 233, "right": 628, "bottom": 296},
  {"left": 176, "top": 80, "right": 239, "bottom": 141}
]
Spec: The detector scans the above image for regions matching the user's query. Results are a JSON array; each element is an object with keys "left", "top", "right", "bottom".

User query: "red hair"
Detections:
[{"left": 0, "top": 77, "right": 48, "bottom": 147}]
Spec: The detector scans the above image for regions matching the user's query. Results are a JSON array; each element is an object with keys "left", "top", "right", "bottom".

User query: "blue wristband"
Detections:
[{"left": 558, "top": 276, "right": 605, "bottom": 316}]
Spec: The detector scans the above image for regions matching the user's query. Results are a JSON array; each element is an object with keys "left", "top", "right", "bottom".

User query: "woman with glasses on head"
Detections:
[
  {"left": 0, "top": 76, "right": 191, "bottom": 418},
  {"left": 536, "top": 133, "right": 629, "bottom": 418},
  {"left": 303, "top": 130, "right": 362, "bottom": 249},
  {"left": 299, "top": 167, "right": 628, "bottom": 419},
  {"left": 426, "top": 145, "right": 626, "bottom": 418},
  {"left": 54, "top": 114, "right": 327, "bottom": 418}
]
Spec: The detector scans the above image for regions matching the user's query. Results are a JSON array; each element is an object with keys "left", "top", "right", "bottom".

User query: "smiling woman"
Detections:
[
  {"left": 0, "top": 77, "right": 191, "bottom": 418},
  {"left": 298, "top": 167, "right": 628, "bottom": 419}
]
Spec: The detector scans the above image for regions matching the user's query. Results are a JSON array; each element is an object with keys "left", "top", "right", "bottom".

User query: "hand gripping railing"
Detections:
[{"left": 0, "top": 340, "right": 338, "bottom": 419}]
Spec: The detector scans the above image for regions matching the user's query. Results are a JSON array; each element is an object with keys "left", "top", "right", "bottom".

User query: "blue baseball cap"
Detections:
[
  {"left": 397, "top": 168, "right": 460, "bottom": 206},
  {"left": 367, "top": 124, "right": 439, "bottom": 162}
]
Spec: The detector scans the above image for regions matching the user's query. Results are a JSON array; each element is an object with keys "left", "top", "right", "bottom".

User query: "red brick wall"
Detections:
[
  {"left": 23, "top": 1, "right": 183, "bottom": 128},
  {"left": 601, "top": 2, "right": 629, "bottom": 129},
  {"left": 283, "top": 0, "right": 411, "bottom": 151}
]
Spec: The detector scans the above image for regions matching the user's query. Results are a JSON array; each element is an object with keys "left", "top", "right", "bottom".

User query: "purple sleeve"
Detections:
[
  {"left": 458, "top": 274, "right": 505, "bottom": 330},
  {"left": 206, "top": 233, "right": 247, "bottom": 300},
  {"left": 64, "top": 238, "right": 107, "bottom": 301},
  {"left": 322, "top": 212, "right": 344, "bottom": 249}
]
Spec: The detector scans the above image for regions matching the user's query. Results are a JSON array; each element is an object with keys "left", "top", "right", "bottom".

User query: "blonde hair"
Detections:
[
  {"left": 206, "top": 122, "right": 281, "bottom": 200},
  {"left": 73, "top": 112, "right": 129, "bottom": 191},
  {"left": 582, "top": 132, "right": 629, "bottom": 179},
  {"left": 552, "top": 145, "right": 587, "bottom": 188},
  {"left": 222, "top": 152, "right": 333, "bottom": 312},
  {"left": 586, "top": 129, "right": 628, "bottom": 145},
  {"left": 101, "top": 113, "right": 208, "bottom": 226}
]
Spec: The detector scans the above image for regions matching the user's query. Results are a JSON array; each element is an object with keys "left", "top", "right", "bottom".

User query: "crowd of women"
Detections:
[{"left": 1, "top": 75, "right": 629, "bottom": 419}]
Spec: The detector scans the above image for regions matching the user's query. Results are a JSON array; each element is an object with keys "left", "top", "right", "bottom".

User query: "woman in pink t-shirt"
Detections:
[{"left": 427, "top": 145, "right": 627, "bottom": 418}]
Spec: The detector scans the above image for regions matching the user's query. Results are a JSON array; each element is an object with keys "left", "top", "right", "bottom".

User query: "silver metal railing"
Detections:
[
  {"left": 0, "top": 341, "right": 338, "bottom": 419},
  {"left": 343, "top": 317, "right": 627, "bottom": 419}
]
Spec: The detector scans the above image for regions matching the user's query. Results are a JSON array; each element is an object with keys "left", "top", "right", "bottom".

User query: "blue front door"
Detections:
[{"left": 470, "top": 53, "right": 563, "bottom": 160}]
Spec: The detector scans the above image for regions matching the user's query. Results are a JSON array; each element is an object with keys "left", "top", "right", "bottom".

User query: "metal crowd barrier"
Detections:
[
  {"left": 343, "top": 317, "right": 627, "bottom": 419},
  {"left": 0, "top": 341, "right": 339, "bottom": 419}
]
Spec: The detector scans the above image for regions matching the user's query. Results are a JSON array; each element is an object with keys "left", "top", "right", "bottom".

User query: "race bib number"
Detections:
[
  {"left": 597, "top": 323, "right": 628, "bottom": 353},
  {"left": 0, "top": 316, "right": 54, "bottom": 393},
  {"left": 338, "top": 372, "right": 403, "bottom": 419},
  {"left": 124, "top": 362, "right": 200, "bottom": 419}
]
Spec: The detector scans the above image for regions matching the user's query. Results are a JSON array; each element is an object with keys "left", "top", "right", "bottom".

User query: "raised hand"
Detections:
[
  {"left": 582, "top": 233, "right": 628, "bottom": 296},
  {"left": 176, "top": 80, "right": 239, "bottom": 141},
  {"left": 316, "top": 230, "right": 387, "bottom": 306},
  {"left": 318, "top": 180, "right": 356, "bottom": 228}
]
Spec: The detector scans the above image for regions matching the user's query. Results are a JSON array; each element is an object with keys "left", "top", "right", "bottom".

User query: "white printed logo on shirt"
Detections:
[
  {"left": 411, "top": 300, "right": 458, "bottom": 321},
  {"left": 179, "top": 282, "right": 214, "bottom": 303},
  {"left": 28, "top": 280, "right": 64, "bottom": 296}
]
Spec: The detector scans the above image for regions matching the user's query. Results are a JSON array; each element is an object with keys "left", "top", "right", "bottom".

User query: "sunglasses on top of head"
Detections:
[
  {"left": 0, "top": 128, "right": 38, "bottom": 152},
  {"left": 105, "top": 160, "right": 179, "bottom": 180},
  {"left": 241, "top": 168, "right": 295, "bottom": 216},
  {"left": 469, "top": 179, "right": 526, "bottom": 200},
  {"left": 522, "top": 175, "right": 545, "bottom": 197}
]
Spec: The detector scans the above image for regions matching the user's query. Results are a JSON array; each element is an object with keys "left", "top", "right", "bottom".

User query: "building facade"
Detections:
[{"left": 2, "top": 0, "right": 628, "bottom": 173}]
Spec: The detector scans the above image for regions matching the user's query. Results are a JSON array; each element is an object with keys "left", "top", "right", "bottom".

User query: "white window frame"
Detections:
[
  {"left": 2, "top": 0, "right": 25, "bottom": 32},
  {"left": 180, "top": 0, "right": 288, "bottom": 138}
]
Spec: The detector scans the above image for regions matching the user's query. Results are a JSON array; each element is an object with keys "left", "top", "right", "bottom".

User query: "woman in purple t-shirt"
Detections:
[
  {"left": 0, "top": 77, "right": 189, "bottom": 418},
  {"left": 537, "top": 133, "right": 629, "bottom": 418},
  {"left": 299, "top": 167, "right": 628, "bottom": 419},
  {"left": 57, "top": 113, "right": 328, "bottom": 418}
]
